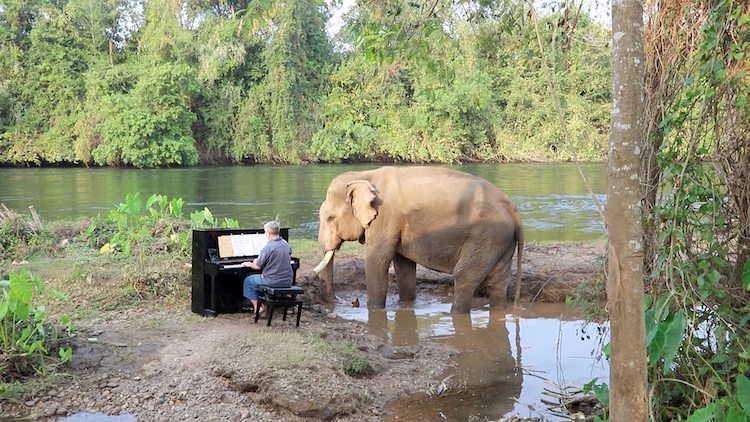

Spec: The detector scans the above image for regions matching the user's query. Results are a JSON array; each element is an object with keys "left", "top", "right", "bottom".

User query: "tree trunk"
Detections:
[{"left": 607, "top": 0, "right": 649, "bottom": 420}]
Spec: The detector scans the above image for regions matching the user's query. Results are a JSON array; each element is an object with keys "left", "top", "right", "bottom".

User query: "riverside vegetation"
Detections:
[{"left": 0, "top": 1, "right": 611, "bottom": 166}]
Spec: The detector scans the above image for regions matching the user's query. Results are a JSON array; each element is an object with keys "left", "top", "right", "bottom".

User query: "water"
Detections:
[
  {"left": 0, "top": 163, "right": 606, "bottom": 241},
  {"left": 336, "top": 299, "right": 609, "bottom": 421}
]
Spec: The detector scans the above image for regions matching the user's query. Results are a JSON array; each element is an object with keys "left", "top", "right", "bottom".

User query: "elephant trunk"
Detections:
[{"left": 314, "top": 250, "right": 336, "bottom": 305}]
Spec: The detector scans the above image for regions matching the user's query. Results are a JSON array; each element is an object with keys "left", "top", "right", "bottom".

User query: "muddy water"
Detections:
[{"left": 336, "top": 298, "right": 609, "bottom": 421}]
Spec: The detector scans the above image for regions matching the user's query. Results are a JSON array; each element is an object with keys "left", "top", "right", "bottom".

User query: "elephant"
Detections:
[{"left": 313, "top": 166, "right": 523, "bottom": 313}]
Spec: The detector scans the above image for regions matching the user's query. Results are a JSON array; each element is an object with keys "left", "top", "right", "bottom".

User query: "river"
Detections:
[{"left": 0, "top": 163, "right": 606, "bottom": 242}]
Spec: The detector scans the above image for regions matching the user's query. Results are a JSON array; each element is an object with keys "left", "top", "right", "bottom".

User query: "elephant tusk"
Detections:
[{"left": 313, "top": 250, "right": 335, "bottom": 274}]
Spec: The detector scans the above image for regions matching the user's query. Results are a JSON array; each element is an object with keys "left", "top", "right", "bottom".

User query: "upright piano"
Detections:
[{"left": 191, "top": 228, "right": 300, "bottom": 316}]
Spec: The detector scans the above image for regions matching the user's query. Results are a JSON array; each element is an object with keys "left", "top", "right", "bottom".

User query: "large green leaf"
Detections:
[
  {"left": 684, "top": 403, "right": 716, "bottom": 422},
  {"left": 661, "top": 310, "right": 686, "bottom": 374},
  {"left": 738, "top": 374, "right": 750, "bottom": 415},
  {"left": 726, "top": 406, "right": 748, "bottom": 422}
]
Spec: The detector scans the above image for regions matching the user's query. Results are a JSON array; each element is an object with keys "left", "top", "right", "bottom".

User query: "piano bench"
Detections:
[{"left": 254, "top": 286, "right": 304, "bottom": 327}]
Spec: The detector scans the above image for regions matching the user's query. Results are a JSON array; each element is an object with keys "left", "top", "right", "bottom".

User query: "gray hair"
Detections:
[{"left": 264, "top": 220, "right": 280, "bottom": 235}]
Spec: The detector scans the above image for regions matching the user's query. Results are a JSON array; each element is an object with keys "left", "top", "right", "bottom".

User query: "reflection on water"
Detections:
[
  {"left": 0, "top": 163, "right": 606, "bottom": 242},
  {"left": 336, "top": 301, "right": 609, "bottom": 421}
]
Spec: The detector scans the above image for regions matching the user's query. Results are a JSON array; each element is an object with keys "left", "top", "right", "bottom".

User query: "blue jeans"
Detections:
[{"left": 243, "top": 274, "right": 265, "bottom": 301}]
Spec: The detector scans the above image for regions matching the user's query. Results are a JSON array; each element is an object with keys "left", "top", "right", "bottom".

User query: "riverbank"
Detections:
[{"left": 1, "top": 239, "right": 605, "bottom": 421}]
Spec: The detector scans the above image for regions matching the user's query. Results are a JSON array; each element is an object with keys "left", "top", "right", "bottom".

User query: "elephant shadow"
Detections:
[
  {"left": 367, "top": 309, "right": 420, "bottom": 347},
  {"left": 370, "top": 308, "right": 523, "bottom": 420}
]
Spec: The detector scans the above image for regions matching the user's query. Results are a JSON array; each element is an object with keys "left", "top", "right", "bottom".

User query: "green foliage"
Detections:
[
  {"left": 0, "top": 270, "right": 73, "bottom": 380},
  {"left": 583, "top": 378, "right": 610, "bottom": 406},
  {"left": 92, "top": 62, "right": 199, "bottom": 167},
  {"left": 0, "top": 0, "right": 610, "bottom": 166},
  {"left": 313, "top": 1, "right": 610, "bottom": 163},
  {"left": 189, "top": 208, "right": 240, "bottom": 230},
  {"left": 86, "top": 192, "right": 239, "bottom": 257},
  {"left": 643, "top": 0, "right": 750, "bottom": 419},
  {"left": 645, "top": 295, "right": 686, "bottom": 374},
  {"left": 0, "top": 210, "right": 48, "bottom": 262},
  {"left": 97, "top": 192, "right": 184, "bottom": 255}
]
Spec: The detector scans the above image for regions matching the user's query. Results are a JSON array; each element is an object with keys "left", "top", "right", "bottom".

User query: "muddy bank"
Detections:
[
  {"left": 1, "top": 242, "right": 605, "bottom": 422},
  {"left": 299, "top": 241, "right": 605, "bottom": 306}
]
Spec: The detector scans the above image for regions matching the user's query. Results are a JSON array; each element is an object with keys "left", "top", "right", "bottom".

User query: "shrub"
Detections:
[{"left": 0, "top": 271, "right": 73, "bottom": 384}]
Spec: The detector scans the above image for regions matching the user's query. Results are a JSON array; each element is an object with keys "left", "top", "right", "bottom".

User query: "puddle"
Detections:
[
  {"left": 51, "top": 413, "right": 136, "bottom": 422},
  {"left": 336, "top": 297, "right": 609, "bottom": 421}
]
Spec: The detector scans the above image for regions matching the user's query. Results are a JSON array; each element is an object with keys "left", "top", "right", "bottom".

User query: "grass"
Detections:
[
  {"left": 289, "top": 238, "right": 366, "bottom": 265},
  {"left": 0, "top": 373, "right": 72, "bottom": 402},
  {"left": 241, "top": 330, "right": 374, "bottom": 378},
  {"left": 242, "top": 331, "right": 329, "bottom": 369}
]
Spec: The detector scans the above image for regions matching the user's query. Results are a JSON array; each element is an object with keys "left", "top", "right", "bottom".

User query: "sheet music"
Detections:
[{"left": 230, "top": 233, "right": 268, "bottom": 257}]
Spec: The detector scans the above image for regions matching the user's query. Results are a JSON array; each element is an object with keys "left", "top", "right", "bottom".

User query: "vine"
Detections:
[{"left": 645, "top": 0, "right": 750, "bottom": 419}]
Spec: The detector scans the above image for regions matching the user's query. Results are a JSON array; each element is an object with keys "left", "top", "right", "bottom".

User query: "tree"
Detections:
[{"left": 605, "top": 0, "right": 648, "bottom": 419}]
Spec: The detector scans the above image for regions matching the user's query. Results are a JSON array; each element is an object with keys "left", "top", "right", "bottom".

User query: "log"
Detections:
[{"left": 28, "top": 205, "right": 43, "bottom": 231}]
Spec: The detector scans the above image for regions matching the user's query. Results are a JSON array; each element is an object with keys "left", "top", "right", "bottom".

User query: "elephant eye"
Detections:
[{"left": 327, "top": 215, "right": 335, "bottom": 222}]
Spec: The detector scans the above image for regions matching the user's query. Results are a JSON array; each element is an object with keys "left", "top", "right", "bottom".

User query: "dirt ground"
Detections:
[{"left": 1, "top": 242, "right": 604, "bottom": 422}]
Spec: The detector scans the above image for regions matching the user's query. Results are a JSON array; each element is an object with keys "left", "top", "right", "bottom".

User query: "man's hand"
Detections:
[{"left": 243, "top": 260, "right": 260, "bottom": 270}]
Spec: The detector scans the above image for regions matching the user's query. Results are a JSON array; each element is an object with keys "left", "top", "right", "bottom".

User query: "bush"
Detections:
[
  {"left": 0, "top": 271, "right": 73, "bottom": 385},
  {"left": 0, "top": 208, "right": 46, "bottom": 262}
]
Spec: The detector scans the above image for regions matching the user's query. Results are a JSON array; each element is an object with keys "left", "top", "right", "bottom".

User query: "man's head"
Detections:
[{"left": 264, "top": 220, "right": 280, "bottom": 236}]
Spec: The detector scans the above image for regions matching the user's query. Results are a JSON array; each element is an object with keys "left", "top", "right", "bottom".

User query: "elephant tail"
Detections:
[{"left": 513, "top": 211, "right": 524, "bottom": 307}]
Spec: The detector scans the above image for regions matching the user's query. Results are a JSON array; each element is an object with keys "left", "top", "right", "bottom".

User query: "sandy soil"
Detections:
[{"left": 0, "top": 242, "right": 604, "bottom": 422}]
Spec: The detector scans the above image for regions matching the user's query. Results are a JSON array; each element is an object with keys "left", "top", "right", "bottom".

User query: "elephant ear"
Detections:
[{"left": 346, "top": 180, "right": 378, "bottom": 228}]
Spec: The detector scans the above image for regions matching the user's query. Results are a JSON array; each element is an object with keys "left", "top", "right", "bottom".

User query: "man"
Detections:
[{"left": 241, "top": 221, "right": 293, "bottom": 316}]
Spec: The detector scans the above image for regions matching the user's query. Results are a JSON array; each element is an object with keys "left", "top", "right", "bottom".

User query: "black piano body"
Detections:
[{"left": 192, "top": 227, "right": 300, "bottom": 317}]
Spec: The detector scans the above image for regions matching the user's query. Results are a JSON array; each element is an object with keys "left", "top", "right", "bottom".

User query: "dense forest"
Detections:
[{"left": 0, "top": 0, "right": 611, "bottom": 167}]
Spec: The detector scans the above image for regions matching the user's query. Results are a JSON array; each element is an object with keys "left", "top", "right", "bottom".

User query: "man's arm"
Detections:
[{"left": 242, "top": 259, "right": 260, "bottom": 270}]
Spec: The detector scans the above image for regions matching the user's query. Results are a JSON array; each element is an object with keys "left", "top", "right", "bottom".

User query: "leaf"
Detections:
[
  {"left": 742, "top": 259, "right": 750, "bottom": 290},
  {"left": 592, "top": 382, "right": 609, "bottom": 406},
  {"left": 146, "top": 193, "right": 159, "bottom": 209},
  {"left": 726, "top": 406, "right": 748, "bottom": 422},
  {"left": 684, "top": 403, "right": 716, "bottom": 422},
  {"left": 738, "top": 374, "right": 750, "bottom": 415},
  {"left": 662, "top": 310, "right": 686, "bottom": 374},
  {"left": 649, "top": 325, "right": 665, "bottom": 366},
  {"left": 9, "top": 272, "right": 33, "bottom": 310}
]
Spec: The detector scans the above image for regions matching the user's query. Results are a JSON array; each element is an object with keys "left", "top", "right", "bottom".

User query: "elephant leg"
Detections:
[
  {"left": 485, "top": 246, "right": 516, "bottom": 308},
  {"left": 451, "top": 264, "right": 492, "bottom": 313},
  {"left": 393, "top": 254, "right": 417, "bottom": 302},
  {"left": 365, "top": 250, "right": 395, "bottom": 308}
]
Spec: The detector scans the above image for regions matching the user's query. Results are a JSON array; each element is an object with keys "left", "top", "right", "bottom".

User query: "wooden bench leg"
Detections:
[{"left": 266, "top": 303, "right": 273, "bottom": 326}]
